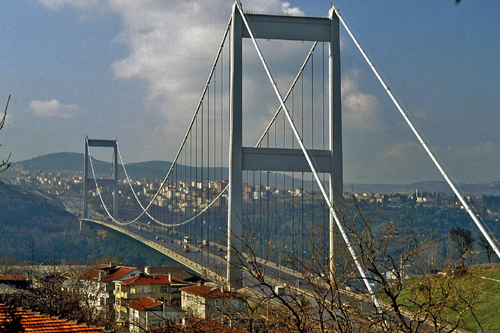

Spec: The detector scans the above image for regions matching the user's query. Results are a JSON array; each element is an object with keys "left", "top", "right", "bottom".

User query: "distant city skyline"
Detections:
[{"left": 1, "top": 1, "right": 499, "bottom": 184}]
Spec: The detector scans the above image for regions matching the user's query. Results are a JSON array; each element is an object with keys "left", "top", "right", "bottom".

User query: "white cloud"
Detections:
[
  {"left": 440, "top": 141, "right": 500, "bottom": 181},
  {"left": 104, "top": 0, "right": 307, "bottom": 148},
  {"left": 241, "top": 0, "right": 304, "bottom": 15},
  {"left": 362, "top": 140, "right": 500, "bottom": 184},
  {"left": 29, "top": 99, "right": 80, "bottom": 119},
  {"left": 37, "top": 0, "right": 105, "bottom": 11},
  {"left": 375, "top": 142, "right": 423, "bottom": 163},
  {"left": 342, "top": 70, "right": 383, "bottom": 131},
  {"left": 35, "top": 0, "right": 334, "bottom": 156}
]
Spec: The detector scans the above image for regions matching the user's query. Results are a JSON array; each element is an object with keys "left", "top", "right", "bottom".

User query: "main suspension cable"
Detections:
[
  {"left": 97, "top": 17, "right": 233, "bottom": 227},
  {"left": 333, "top": 6, "right": 500, "bottom": 260},
  {"left": 236, "top": 3, "right": 382, "bottom": 310}
]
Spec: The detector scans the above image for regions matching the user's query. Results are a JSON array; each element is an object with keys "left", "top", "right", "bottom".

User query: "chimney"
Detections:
[
  {"left": 98, "top": 271, "right": 105, "bottom": 282},
  {"left": 168, "top": 273, "right": 172, "bottom": 282},
  {"left": 144, "top": 266, "right": 151, "bottom": 274},
  {"left": 197, "top": 280, "right": 203, "bottom": 286}
]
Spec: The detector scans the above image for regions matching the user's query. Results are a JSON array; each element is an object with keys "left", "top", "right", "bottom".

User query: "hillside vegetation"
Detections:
[
  {"left": 395, "top": 266, "right": 500, "bottom": 331},
  {"left": 0, "top": 181, "right": 178, "bottom": 266}
]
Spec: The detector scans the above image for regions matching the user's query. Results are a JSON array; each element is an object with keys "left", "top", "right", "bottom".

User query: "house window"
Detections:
[
  {"left": 160, "top": 286, "right": 169, "bottom": 293},
  {"left": 137, "top": 286, "right": 148, "bottom": 293}
]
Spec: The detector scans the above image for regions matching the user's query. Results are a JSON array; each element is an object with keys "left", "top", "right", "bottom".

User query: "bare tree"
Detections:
[
  {"left": 476, "top": 235, "right": 493, "bottom": 265},
  {"left": 6, "top": 262, "right": 115, "bottom": 329},
  {"left": 227, "top": 196, "right": 482, "bottom": 332},
  {"left": 0, "top": 255, "right": 21, "bottom": 275},
  {"left": 449, "top": 227, "right": 475, "bottom": 268},
  {"left": 0, "top": 95, "right": 11, "bottom": 173}
]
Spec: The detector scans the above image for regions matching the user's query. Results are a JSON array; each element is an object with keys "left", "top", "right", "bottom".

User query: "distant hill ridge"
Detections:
[
  {"left": 10, "top": 152, "right": 220, "bottom": 182},
  {"left": 8, "top": 152, "right": 500, "bottom": 195}
]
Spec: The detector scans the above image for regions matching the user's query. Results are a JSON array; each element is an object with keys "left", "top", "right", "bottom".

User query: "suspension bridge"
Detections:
[{"left": 80, "top": 2, "right": 500, "bottom": 303}]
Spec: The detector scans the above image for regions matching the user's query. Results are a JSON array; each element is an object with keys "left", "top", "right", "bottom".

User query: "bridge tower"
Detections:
[
  {"left": 227, "top": 5, "right": 342, "bottom": 289},
  {"left": 83, "top": 137, "right": 119, "bottom": 220}
]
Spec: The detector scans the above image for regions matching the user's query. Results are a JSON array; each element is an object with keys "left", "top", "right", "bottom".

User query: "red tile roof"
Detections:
[
  {"left": 0, "top": 304, "right": 111, "bottom": 332},
  {"left": 119, "top": 274, "right": 185, "bottom": 286},
  {"left": 80, "top": 265, "right": 138, "bottom": 283},
  {"left": 128, "top": 297, "right": 163, "bottom": 311},
  {"left": 101, "top": 267, "right": 137, "bottom": 283},
  {"left": 79, "top": 264, "right": 113, "bottom": 281},
  {"left": 180, "top": 285, "right": 245, "bottom": 299},
  {"left": 0, "top": 275, "right": 26, "bottom": 282}
]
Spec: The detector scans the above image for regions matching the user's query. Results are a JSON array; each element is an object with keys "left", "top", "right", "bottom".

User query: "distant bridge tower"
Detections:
[
  {"left": 227, "top": 5, "right": 342, "bottom": 289},
  {"left": 83, "top": 137, "right": 119, "bottom": 220}
]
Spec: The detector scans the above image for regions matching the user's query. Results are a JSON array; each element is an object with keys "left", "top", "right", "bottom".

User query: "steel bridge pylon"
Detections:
[
  {"left": 227, "top": 5, "right": 342, "bottom": 289},
  {"left": 83, "top": 137, "right": 119, "bottom": 220}
]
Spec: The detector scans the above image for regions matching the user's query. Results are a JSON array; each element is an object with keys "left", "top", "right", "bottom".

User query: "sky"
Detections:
[{"left": 1, "top": 0, "right": 499, "bottom": 184}]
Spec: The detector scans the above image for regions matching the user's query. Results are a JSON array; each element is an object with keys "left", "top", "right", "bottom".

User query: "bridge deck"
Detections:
[{"left": 82, "top": 218, "right": 226, "bottom": 284}]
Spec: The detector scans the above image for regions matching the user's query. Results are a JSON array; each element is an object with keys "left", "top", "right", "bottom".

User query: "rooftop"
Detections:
[
  {"left": 0, "top": 304, "right": 111, "bottom": 332},
  {"left": 180, "top": 285, "right": 244, "bottom": 299},
  {"left": 119, "top": 274, "right": 186, "bottom": 286},
  {"left": 80, "top": 264, "right": 139, "bottom": 283},
  {"left": 0, "top": 275, "right": 26, "bottom": 282},
  {"left": 138, "top": 266, "right": 195, "bottom": 281},
  {"left": 128, "top": 297, "right": 163, "bottom": 311}
]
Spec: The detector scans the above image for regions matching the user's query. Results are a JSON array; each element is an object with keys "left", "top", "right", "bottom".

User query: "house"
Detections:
[
  {"left": 114, "top": 273, "right": 190, "bottom": 327},
  {"left": 78, "top": 264, "right": 142, "bottom": 309},
  {"left": 416, "top": 196, "right": 435, "bottom": 204},
  {"left": 138, "top": 266, "right": 199, "bottom": 283},
  {"left": 128, "top": 297, "right": 185, "bottom": 333},
  {"left": 180, "top": 283, "right": 247, "bottom": 325},
  {"left": 0, "top": 275, "right": 28, "bottom": 302},
  {"left": 0, "top": 275, "right": 28, "bottom": 290}
]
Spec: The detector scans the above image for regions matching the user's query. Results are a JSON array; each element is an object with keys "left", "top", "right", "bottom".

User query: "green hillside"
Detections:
[
  {"left": 396, "top": 266, "right": 500, "bottom": 331},
  {"left": 0, "top": 181, "right": 178, "bottom": 266},
  {"left": 9, "top": 152, "right": 228, "bottom": 181}
]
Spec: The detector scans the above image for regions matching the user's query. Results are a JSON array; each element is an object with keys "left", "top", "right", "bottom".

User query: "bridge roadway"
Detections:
[
  {"left": 82, "top": 218, "right": 229, "bottom": 284},
  {"left": 81, "top": 218, "right": 303, "bottom": 288},
  {"left": 81, "top": 218, "right": 469, "bottom": 331}
]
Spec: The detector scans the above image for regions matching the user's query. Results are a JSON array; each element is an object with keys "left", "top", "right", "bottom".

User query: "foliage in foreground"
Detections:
[
  {"left": 230, "top": 197, "right": 486, "bottom": 332},
  {"left": 396, "top": 266, "right": 500, "bottom": 332}
]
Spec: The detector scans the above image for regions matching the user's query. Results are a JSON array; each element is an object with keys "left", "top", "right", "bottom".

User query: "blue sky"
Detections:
[{"left": 0, "top": 0, "right": 499, "bottom": 184}]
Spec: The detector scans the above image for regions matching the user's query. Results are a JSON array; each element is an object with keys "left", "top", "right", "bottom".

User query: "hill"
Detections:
[
  {"left": 7, "top": 152, "right": 500, "bottom": 195},
  {"left": 8, "top": 152, "right": 226, "bottom": 181},
  {"left": 8, "top": 152, "right": 111, "bottom": 176},
  {"left": 0, "top": 181, "right": 179, "bottom": 266}
]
